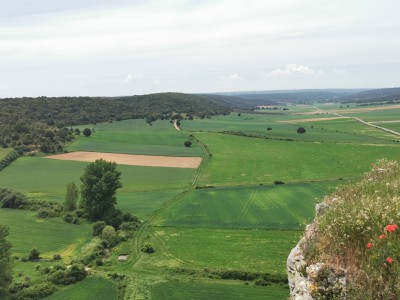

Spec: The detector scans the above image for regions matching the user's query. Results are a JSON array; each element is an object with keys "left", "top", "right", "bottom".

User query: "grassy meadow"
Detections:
[{"left": 2, "top": 103, "right": 400, "bottom": 299}]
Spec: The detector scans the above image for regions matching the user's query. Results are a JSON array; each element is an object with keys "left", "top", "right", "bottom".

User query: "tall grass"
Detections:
[{"left": 307, "top": 159, "right": 400, "bottom": 299}]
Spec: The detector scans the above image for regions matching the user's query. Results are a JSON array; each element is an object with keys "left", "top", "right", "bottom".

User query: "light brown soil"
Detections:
[
  {"left": 46, "top": 151, "right": 202, "bottom": 168},
  {"left": 281, "top": 116, "right": 349, "bottom": 123},
  {"left": 370, "top": 120, "right": 400, "bottom": 124}
]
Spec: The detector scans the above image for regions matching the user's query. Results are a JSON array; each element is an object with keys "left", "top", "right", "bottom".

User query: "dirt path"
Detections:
[
  {"left": 46, "top": 151, "right": 202, "bottom": 168},
  {"left": 313, "top": 106, "right": 400, "bottom": 137},
  {"left": 173, "top": 120, "right": 181, "bottom": 131}
]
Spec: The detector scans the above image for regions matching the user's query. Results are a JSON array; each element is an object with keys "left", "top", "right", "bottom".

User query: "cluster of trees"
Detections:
[{"left": 0, "top": 159, "right": 141, "bottom": 298}]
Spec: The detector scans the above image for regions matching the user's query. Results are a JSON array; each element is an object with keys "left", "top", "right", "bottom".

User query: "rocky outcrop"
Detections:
[{"left": 287, "top": 200, "right": 346, "bottom": 300}]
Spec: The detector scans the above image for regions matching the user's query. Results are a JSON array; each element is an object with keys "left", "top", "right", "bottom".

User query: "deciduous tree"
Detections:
[
  {"left": 80, "top": 159, "right": 122, "bottom": 221},
  {"left": 0, "top": 225, "right": 12, "bottom": 298}
]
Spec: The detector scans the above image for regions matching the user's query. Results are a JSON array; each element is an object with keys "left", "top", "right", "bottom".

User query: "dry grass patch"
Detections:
[{"left": 46, "top": 151, "right": 202, "bottom": 168}]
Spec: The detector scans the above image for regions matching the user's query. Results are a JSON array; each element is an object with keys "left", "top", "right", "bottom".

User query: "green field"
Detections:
[
  {"left": 0, "top": 157, "right": 196, "bottom": 202},
  {"left": 196, "top": 132, "right": 400, "bottom": 186},
  {"left": 154, "top": 182, "right": 340, "bottom": 229},
  {"left": 151, "top": 281, "right": 288, "bottom": 300},
  {"left": 144, "top": 227, "right": 298, "bottom": 274},
  {"left": 0, "top": 208, "right": 91, "bottom": 256},
  {"left": 45, "top": 276, "right": 118, "bottom": 300},
  {"left": 70, "top": 119, "right": 202, "bottom": 157}
]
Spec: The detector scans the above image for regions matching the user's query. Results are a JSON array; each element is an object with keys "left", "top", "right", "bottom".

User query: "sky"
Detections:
[{"left": 1, "top": 0, "right": 400, "bottom": 97}]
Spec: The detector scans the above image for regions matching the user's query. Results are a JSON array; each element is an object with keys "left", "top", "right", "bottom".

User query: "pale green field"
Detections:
[{"left": 154, "top": 182, "right": 340, "bottom": 229}]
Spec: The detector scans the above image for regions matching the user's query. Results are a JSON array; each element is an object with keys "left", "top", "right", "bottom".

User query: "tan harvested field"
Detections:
[
  {"left": 281, "top": 116, "right": 350, "bottom": 123},
  {"left": 46, "top": 151, "right": 202, "bottom": 168}
]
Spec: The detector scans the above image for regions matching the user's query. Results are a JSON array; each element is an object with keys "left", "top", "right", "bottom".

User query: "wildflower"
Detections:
[
  {"left": 379, "top": 234, "right": 386, "bottom": 239},
  {"left": 386, "top": 257, "right": 393, "bottom": 264},
  {"left": 367, "top": 243, "right": 373, "bottom": 249},
  {"left": 386, "top": 224, "right": 398, "bottom": 232}
]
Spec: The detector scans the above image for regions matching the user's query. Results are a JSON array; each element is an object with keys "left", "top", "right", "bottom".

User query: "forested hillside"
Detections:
[
  {"left": 0, "top": 93, "right": 232, "bottom": 153},
  {"left": 339, "top": 87, "right": 400, "bottom": 104}
]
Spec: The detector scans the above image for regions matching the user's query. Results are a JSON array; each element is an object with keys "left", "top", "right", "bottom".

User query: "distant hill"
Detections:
[
  {"left": 338, "top": 87, "right": 400, "bottom": 104},
  {"left": 212, "top": 89, "right": 364, "bottom": 106}
]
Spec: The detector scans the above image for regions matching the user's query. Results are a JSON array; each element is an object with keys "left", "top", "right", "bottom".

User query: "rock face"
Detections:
[{"left": 287, "top": 201, "right": 347, "bottom": 300}]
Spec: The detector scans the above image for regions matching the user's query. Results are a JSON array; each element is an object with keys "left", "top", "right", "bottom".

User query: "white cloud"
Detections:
[
  {"left": 270, "top": 64, "right": 322, "bottom": 78},
  {"left": 228, "top": 73, "right": 241, "bottom": 80},
  {"left": 0, "top": 84, "right": 8, "bottom": 90},
  {"left": 124, "top": 73, "right": 160, "bottom": 85}
]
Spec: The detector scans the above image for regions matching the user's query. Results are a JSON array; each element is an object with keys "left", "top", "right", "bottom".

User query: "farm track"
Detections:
[{"left": 314, "top": 106, "right": 400, "bottom": 137}]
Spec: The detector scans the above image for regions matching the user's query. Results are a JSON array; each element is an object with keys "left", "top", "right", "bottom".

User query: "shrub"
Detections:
[
  {"left": 297, "top": 127, "right": 306, "bottom": 134},
  {"left": 28, "top": 248, "right": 40, "bottom": 261},
  {"left": 184, "top": 140, "right": 192, "bottom": 147},
  {"left": 141, "top": 243, "right": 155, "bottom": 254},
  {"left": 92, "top": 221, "right": 107, "bottom": 236},
  {"left": 16, "top": 282, "right": 58, "bottom": 300}
]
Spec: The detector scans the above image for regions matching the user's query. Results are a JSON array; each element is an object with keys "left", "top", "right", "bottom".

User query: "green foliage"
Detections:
[
  {"left": 28, "top": 248, "right": 40, "bottom": 261},
  {"left": 82, "top": 128, "right": 92, "bottom": 137},
  {"left": 63, "top": 182, "right": 78, "bottom": 212},
  {"left": 141, "top": 243, "right": 155, "bottom": 254},
  {"left": 0, "top": 225, "right": 13, "bottom": 298},
  {"left": 184, "top": 140, "right": 192, "bottom": 147},
  {"left": 101, "top": 226, "right": 120, "bottom": 248},
  {"left": 80, "top": 159, "right": 122, "bottom": 221},
  {"left": 0, "top": 188, "right": 29, "bottom": 209},
  {"left": 92, "top": 221, "right": 107, "bottom": 237},
  {"left": 296, "top": 127, "right": 306, "bottom": 134},
  {"left": 14, "top": 282, "right": 58, "bottom": 300},
  {"left": 47, "top": 263, "right": 86, "bottom": 285},
  {"left": 0, "top": 150, "right": 19, "bottom": 171}
]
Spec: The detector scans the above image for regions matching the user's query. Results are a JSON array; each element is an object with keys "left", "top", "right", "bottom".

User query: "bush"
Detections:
[
  {"left": 297, "top": 127, "right": 306, "bottom": 134},
  {"left": 47, "top": 263, "right": 86, "bottom": 285},
  {"left": 0, "top": 188, "right": 29, "bottom": 209},
  {"left": 184, "top": 140, "right": 192, "bottom": 147},
  {"left": 141, "top": 243, "right": 155, "bottom": 254},
  {"left": 274, "top": 180, "right": 285, "bottom": 185},
  {"left": 92, "top": 221, "right": 107, "bottom": 236},
  {"left": 15, "top": 282, "right": 58, "bottom": 300},
  {"left": 28, "top": 248, "right": 40, "bottom": 261}
]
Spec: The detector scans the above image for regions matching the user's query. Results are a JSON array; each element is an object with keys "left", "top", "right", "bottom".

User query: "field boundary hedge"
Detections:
[{"left": 0, "top": 149, "right": 19, "bottom": 171}]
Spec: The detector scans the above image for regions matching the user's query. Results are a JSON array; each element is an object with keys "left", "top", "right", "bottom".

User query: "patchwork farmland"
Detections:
[{"left": 1, "top": 103, "right": 400, "bottom": 299}]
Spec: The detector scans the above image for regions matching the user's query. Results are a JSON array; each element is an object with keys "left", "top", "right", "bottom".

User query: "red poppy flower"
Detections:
[
  {"left": 367, "top": 243, "right": 373, "bottom": 249},
  {"left": 379, "top": 234, "right": 386, "bottom": 239},
  {"left": 386, "top": 257, "right": 393, "bottom": 264},
  {"left": 386, "top": 224, "right": 398, "bottom": 232}
]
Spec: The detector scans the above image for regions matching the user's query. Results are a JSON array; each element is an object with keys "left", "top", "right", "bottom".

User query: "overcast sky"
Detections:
[{"left": 1, "top": 0, "right": 400, "bottom": 97}]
